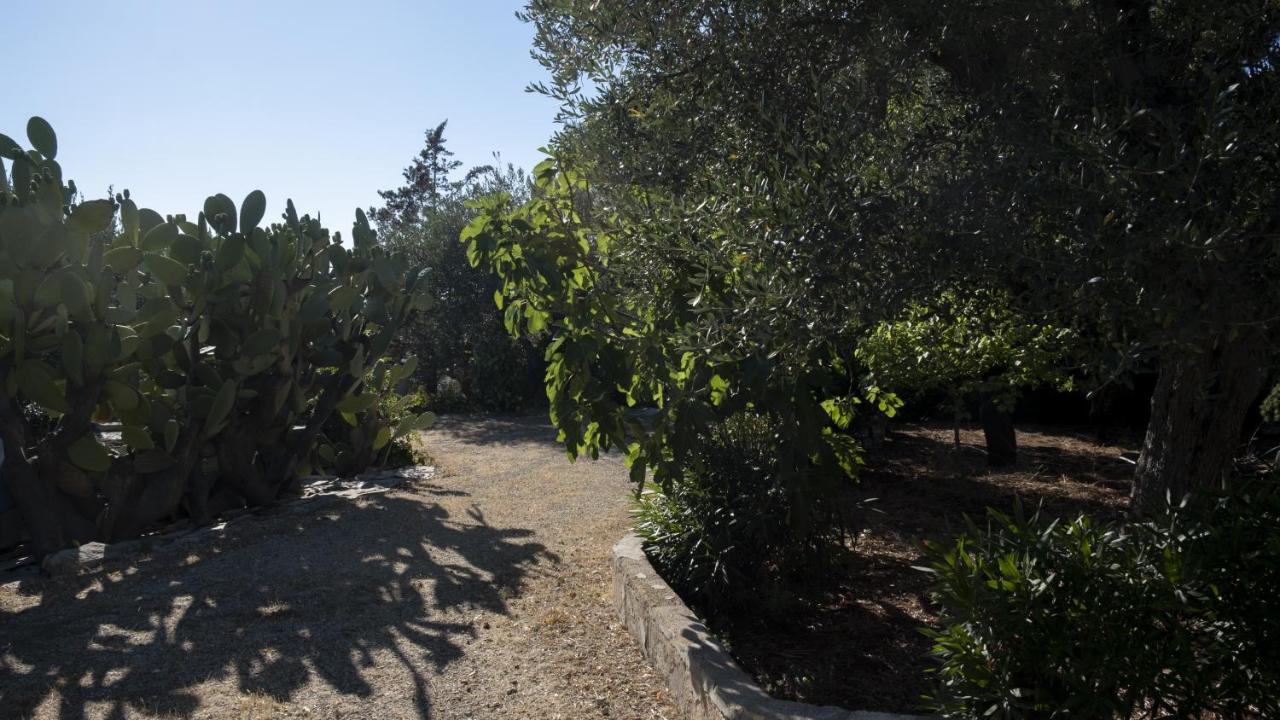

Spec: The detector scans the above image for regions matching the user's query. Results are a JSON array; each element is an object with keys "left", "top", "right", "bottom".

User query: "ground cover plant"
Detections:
[
  {"left": 924, "top": 482, "right": 1280, "bottom": 719},
  {"left": 0, "top": 118, "right": 435, "bottom": 559}
]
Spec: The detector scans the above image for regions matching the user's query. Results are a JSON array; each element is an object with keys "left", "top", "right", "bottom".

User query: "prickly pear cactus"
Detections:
[
  {"left": 0, "top": 117, "right": 431, "bottom": 557},
  {"left": 313, "top": 356, "right": 436, "bottom": 477}
]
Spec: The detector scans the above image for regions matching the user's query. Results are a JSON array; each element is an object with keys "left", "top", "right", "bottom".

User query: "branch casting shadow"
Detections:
[{"left": 0, "top": 490, "right": 557, "bottom": 719}]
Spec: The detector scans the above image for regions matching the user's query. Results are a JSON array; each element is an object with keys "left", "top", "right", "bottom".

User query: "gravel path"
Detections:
[{"left": 0, "top": 415, "right": 679, "bottom": 720}]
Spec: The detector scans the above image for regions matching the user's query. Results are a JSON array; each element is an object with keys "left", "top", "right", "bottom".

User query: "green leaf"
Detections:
[
  {"left": 0, "top": 132, "right": 22, "bottom": 160},
  {"left": 26, "top": 116, "right": 56, "bottom": 159},
  {"left": 214, "top": 234, "right": 245, "bottom": 273},
  {"left": 337, "top": 393, "right": 378, "bottom": 414},
  {"left": 169, "top": 234, "right": 204, "bottom": 265},
  {"left": 122, "top": 426, "right": 154, "bottom": 450},
  {"left": 203, "top": 379, "right": 237, "bottom": 437},
  {"left": 103, "top": 246, "right": 143, "bottom": 272},
  {"left": 372, "top": 426, "right": 392, "bottom": 451},
  {"left": 105, "top": 379, "right": 139, "bottom": 411},
  {"left": 137, "top": 208, "right": 165, "bottom": 235},
  {"left": 203, "top": 193, "right": 237, "bottom": 234},
  {"left": 119, "top": 198, "right": 140, "bottom": 235},
  {"left": 59, "top": 272, "right": 90, "bottom": 319},
  {"left": 240, "top": 190, "right": 267, "bottom": 233},
  {"left": 242, "top": 328, "right": 282, "bottom": 357},
  {"left": 68, "top": 435, "right": 112, "bottom": 473},
  {"left": 69, "top": 200, "right": 116, "bottom": 234},
  {"left": 327, "top": 284, "right": 358, "bottom": 313},
  {"left": 144, "top": 253, "right": 188, "bottom": 286},
  {"left": 16, "top": 360, "right": 69, "bottom": 414},
  {"left": 141, "top": 220, "right": 179, "bottom": 252}
]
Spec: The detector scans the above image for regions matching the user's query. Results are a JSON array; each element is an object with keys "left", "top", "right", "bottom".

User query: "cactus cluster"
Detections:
[{"left": 0, "top": 117, "right": 434, "bottom": 558}]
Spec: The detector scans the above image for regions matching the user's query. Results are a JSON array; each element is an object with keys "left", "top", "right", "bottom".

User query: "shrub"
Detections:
[
  {"left": 922, "top": 491, "right": 1280, "bottom": 719},
  {"left": 466, "top": 330, "right": 545, "bottom": 411},
  {"left": 633, "top": 412, "right": 846, "bottom": 613},
  {"left": 0, "top": 117, "right": 430, "bottom": 556},
  {"left": 313, "top": 357, "right": 434, "bottom": 477},
  {"left": 856, "top": 289, "right": 1076, "bottom": 453}
]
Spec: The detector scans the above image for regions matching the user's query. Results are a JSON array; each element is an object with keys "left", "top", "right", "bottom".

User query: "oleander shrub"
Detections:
[
  {"left": 922, "top": 490, "right": 1280, "bottom": 719},
  {"left": 0, "top": 117, "right": 432, "bottom": 557},
  {"left": 633, "top": 412, "right": 846, "bottom": 613}
]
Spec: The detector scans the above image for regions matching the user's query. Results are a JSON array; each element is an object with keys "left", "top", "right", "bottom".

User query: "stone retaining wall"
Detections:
[{"left": 611, "top": 533, "right": 930, "bottom": 720}]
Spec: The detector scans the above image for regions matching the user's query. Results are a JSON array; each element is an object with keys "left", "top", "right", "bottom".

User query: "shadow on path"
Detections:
[
  {"left": 429, "top": 414, "right": 562, "bottom": 449},
  {"left": 0, "top": 488, "right": 556, "bottom": 719}
]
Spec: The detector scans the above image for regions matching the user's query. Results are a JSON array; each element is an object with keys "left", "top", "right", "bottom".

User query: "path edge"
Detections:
[{"left": 611, "top": 532, "right": 931, "bottom": 720}]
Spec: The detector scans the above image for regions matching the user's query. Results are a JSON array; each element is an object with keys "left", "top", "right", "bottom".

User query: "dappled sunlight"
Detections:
[{"left": 0, "top": 492, "right": 557, "bottom": 718}]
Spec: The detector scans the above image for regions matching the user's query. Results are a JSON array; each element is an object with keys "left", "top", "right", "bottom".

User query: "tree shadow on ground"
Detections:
[
  {"left": 0, "top": 486, "right": 557, "bottom": 719},
  {"left": 858, "top": 424, "right": 1134, "bottom": 534},
  {"left": 429, "top": 414, "right": 561, "bottom": 449}
]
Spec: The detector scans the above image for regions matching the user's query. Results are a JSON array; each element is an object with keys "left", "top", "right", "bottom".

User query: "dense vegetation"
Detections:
[
  {"left": 464, "top": 1, "right": 1280, "bottom": 716},
  {"left": 924, "top": 491, "right": 1280, "bottom": 718},
  {"left": 4, "top": 2, "right": 1278, "bottom": 716},
  {"left": 0, "top": 119, "right": 434, "bottom": 558},
  {"left": 371, "top": 123, "right": 545, "bottom": 411}
]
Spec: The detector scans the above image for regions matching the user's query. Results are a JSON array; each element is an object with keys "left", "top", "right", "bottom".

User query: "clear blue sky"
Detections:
[{"left": 4, "top": 0, "right": 559, "bottom": 233}]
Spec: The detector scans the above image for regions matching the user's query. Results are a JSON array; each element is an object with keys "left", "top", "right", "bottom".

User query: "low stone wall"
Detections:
[{"left": 611, "top": 533, "right": 930, "bottom": 720}]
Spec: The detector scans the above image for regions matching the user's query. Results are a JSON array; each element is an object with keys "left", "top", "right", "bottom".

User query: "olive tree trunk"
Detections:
[
  {"left": 1132, "top": 332, "right": 1269, "bottom": 513},
  {"left": 979, "top": 395, "right": 1017, "bottom": 468}
]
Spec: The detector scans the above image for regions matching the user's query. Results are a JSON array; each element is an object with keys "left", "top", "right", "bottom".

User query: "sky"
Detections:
[{"left": 4, "top": 0, "right": 561, "bottom": 233}]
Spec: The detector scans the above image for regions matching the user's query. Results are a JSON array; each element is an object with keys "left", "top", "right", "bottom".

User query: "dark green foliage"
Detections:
[
  {"left": 0, "top": 118, "right": 431, "bottom": 557},
  {"left": 371, "top": 121, "right": 462, "bottom": 230},
  {"left": 466, "top": 328, "right": 545, "bottom": 410},
  {"left": 372, "top": 124, "right": 544, "bottom": 411},
  {"left": 314, "top": 357, "right": 434, "bottom": 478},
  {"left": 922, "top": 491, "right": 1280, "bottom": 718},
  {"left": 516, "top": 0, "right": 1280, "bottom": 509},
  {"left": 857, "top": 290, "right": 1076, "bottom": 415},
  {"left": 633, "top": 412, "right": 845, "bottom": 612},
  {"left": 464, "top": 160, "right": 874, "bottom": 560},
  {"left": 1260, "top": 380, "right": 1280, "bottom": 423}
]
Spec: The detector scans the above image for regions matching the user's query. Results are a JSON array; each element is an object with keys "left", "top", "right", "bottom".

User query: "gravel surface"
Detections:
[{"left": 0, "top": 414, "right": 679, "bottom": 720}]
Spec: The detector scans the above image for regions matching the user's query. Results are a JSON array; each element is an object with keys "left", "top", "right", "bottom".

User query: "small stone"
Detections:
[{"left": 42, "top": 541, "right": 107, "bottom": 577}]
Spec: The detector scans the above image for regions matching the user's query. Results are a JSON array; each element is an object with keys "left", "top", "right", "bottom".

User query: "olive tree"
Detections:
[{"left": 516, "top": 0, "right": 1280, "bottom": 510}]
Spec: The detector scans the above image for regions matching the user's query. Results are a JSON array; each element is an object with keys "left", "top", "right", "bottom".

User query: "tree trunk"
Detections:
[
  {"left": 1132, "top": 332, "right": 1269, "bottom": 513},
  {"left": 951, "top": 393, "right": 963, "bottom": 449},
  {"left": 979, "top": 395, "right": 1017, "bottom": 468}
]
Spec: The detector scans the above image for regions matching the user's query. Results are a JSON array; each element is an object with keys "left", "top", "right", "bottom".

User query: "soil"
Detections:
[
  {"left": 0, "top": 415, "right": 679, "bottom": 720},
  {"left": 711, "top": 423, "right": 1137, "bottom": 715}
]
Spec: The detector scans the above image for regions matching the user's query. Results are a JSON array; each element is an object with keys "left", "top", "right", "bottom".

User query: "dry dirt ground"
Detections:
[
  {"left": 722, "top": 423, "right": 1136, "bottom": 714},
  {"left": 0, "top": 415, "right": 679, "bottom": 720}
]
